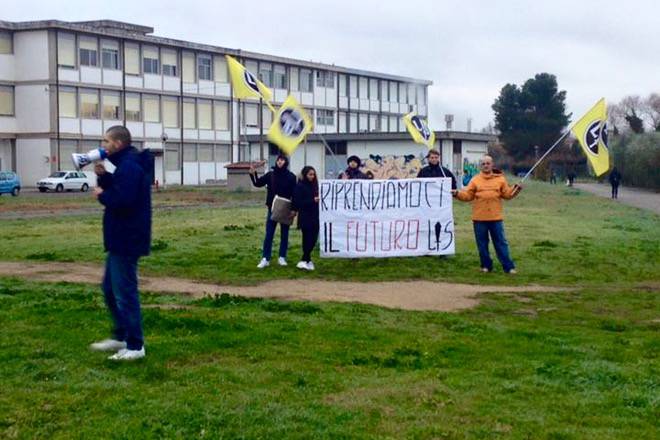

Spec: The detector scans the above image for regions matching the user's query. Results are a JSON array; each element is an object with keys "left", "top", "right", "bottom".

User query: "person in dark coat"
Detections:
[
  {"left": 417, "top": 149, "right": 457, "bottom": 189},
  {"left": 292, "top": 166, "right": 320, "bottom": 271},
  {"left": 90, "top": 125, "right": 152, "bottom": 361},
  {"left": 340, "top": 155, "right": 368, "bottom": 180},
  {"left": 608, "top": 167, "right": 622, "bottom": 199},
  {"left": 249, "top": 154, "right": 297, "bottom": 268}
]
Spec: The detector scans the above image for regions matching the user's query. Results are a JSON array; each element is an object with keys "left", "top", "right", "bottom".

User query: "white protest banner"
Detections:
[{"left": 319, "top": 178, "right": 455, "bottom": 258}]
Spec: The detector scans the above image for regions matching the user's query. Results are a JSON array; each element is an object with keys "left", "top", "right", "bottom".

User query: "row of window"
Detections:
[
  {"left": 54, "top": 31, "right": 426, "bottom": 104},
  {"left": 56, "top": 139, "right": 231, "bottom": 171},
  {"left": 57, "top": 87, "right": 230, "bottom": 130},
  {"left": 339, "top": 75, "right": 426, "bottom": 105},
  {"left": 5, "top": 83, "right": 410, "bottom": 134},
  {"left": 165, "top": 143, "right": 232, "bottom": 170}
]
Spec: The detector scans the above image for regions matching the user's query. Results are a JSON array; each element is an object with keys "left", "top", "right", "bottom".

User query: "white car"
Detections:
[{"left": 37, "top": 171, "right": 91, "bottom": 193}]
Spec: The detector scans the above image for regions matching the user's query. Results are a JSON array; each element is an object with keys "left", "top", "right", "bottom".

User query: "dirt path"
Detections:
[
  {"left": 575, "top": 183, "right": 660, "bottom": 215},
  {"left": 0, "top": 261, "right": 567, "bottom": 312}
]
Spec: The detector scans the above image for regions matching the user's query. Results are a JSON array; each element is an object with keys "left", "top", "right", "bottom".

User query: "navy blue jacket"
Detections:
[
  {"left": 250, "top": 166, "right": 297, "bottom": 209},
  {"left": 97, "top": 146, "right": 152, "bottom": 256},
  {"left": 417, "top": 164, "right": 457, "bottom": 189},
  {"left": 292, "top": 180, "right": 319, "bottom": 230}
]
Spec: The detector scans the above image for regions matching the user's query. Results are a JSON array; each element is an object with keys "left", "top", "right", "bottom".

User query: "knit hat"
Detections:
[{"left": 347, "top": 155, "right": 361, "bottom": 165}]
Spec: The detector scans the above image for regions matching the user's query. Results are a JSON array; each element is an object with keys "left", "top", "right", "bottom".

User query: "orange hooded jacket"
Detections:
[{"left": 456, "top": 170, "right": 517, "bottom": 221}]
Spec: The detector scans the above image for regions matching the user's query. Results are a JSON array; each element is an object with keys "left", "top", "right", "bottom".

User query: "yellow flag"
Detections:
[
  {"left": 267, "top": 95, "right": 313, "bottom": 155},
  {"left": 570, "top": 98, "right": 610, "bottom": 176},
  {"left": 225, "top": 55, "right": 273, "bottom": 102},
  {"left": 403, "top": 113, "right": 436, "bottom": 149}
]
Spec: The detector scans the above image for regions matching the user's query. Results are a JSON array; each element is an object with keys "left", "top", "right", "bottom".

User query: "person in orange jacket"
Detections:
[{"left": 452, "top": 155, "right": 522, "bottom": 274}]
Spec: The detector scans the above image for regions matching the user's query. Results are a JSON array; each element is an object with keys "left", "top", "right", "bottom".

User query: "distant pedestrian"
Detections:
[
  {"left": 453, "top": 155, "right": 522, "bottom": 274},
  {"left": 567, "top": 171, "right": 576, "bottom": 187},
  {"left": 250, "top": 154, "right": 297, "bottom": 269},
  {"left": 550, "top": 170, "right": 557, "bottom": 184},
  {"left": 608, "top": 167, "right": 622, "bottom": 199},
  {"left": 292, "top": 166, "right": 320, "bottom": 271}
]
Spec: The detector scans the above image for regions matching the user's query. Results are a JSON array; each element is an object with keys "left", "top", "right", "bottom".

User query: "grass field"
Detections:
[
  {"left": 0, "top": 181, "right": 658, "bottom": 286},
  {"left": 0, "top": 181, "right": 658, "bottom": 438}
]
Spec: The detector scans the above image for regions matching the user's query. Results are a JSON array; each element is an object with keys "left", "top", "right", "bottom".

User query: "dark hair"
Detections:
[
  {"left": 427, "top": 149, "right": 440, "bottom": 157},
  {"left": 106, "top": 125, "right": 132, "bottom": 147},
  {"left": 347, "top": 155, "right": 361, "bottom": 165},
  {"left": 300, "top": 166, "right": 317, "bottom": 183},
  {"left": 273, "top": 154, "right": 289, "bottom": 170}
]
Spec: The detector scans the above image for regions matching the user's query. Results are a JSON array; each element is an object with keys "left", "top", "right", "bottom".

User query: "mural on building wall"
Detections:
[
  {"left": 359, "top": 154, "right": 425, "bottom": 180},
  {"left": 462, "top": 158, "right": 479, "bottom": 186}
]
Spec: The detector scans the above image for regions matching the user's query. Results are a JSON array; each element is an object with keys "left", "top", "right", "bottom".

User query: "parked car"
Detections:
[
  {"left": 0, "top": 171, "right": 21, "bottom": 196},
  {"left": 37, "top": 171, "right": 91, "bottom": 193}
]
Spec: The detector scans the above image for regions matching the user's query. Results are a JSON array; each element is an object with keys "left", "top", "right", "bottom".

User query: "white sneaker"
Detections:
[
  {"left": 278, "top": 257, "right": 288, "bottom": 266},
  {"left": 306, "top": 261, "right": 315, "bottom": 271},
  {"left": 257, "top": 258, "right": 270, "bottom": 269},
  {"left": 108, "top": 347, "right": 146, "bottom": 361},
  {"left": 296, "top": 261, "right": 308, "bottom": 270},
  {"left": 90, "top": 339, "right": 127, "bottom": 352}
]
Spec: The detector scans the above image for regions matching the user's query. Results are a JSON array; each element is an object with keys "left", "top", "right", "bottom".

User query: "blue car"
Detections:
[{"left": 0, "top": 171, "right": 21, "bottom": 196}]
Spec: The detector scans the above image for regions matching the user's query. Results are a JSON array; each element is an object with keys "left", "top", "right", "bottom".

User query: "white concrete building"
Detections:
[{"left": 0, "top": 19, "right": 490, "bottom": 186}]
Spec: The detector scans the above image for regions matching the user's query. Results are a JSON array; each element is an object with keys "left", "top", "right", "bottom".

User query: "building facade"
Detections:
[{"left": 0, "top": 19, "right": 437, "bottom": 186}]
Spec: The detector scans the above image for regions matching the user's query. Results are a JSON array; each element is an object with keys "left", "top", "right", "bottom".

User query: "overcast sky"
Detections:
[{"left": 5, "top": 0, "right": 659, "bottom": 131}]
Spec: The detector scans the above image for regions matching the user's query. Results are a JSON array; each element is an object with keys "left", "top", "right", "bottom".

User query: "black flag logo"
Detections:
[
  {"left": 243, "top": 70, "right": 260, "bottom": 94},
  {"left": 584, "top": 120, "right": 604, "bottom": 155},
  {"left": 411, "top": 115, "right": 431, "bottom": 141},
  {"left": 280, "top": 109, "right": 305, "bottom": 138}
]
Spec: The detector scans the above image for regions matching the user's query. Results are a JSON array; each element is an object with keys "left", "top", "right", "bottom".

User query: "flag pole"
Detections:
[
  {"left": 519, "top": 129, "right": 572, "bottom": 183},
  {"left": 318, "top": 133, "right": 343, "bottom": 179}
]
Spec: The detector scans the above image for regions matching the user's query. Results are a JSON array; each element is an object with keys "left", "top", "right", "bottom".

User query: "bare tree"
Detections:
[
  {"left": 641, "top": 93, "right": 660, "bottom": 131},
  {"left": 608, "top": 102, "right": 627, "bottom": 135},
  {"left": 619, "top": 95, "right": 645, "bottom": 133}
]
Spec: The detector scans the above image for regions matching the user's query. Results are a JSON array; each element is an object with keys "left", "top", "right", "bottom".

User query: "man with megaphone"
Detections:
[{"left": 88, "top": 126, "right": 153, "bottom": 361}]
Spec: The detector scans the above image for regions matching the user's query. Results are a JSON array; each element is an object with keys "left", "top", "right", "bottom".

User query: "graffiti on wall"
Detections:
[
  {"left": 360, "top": 154, "right": 425, "bottom": 180},
  {"left": 462, "top": 158, "right": 479, "bottom": 186}
]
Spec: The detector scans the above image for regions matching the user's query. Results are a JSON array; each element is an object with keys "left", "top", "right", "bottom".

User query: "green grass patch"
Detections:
[
  {"left": 0, "top": 181, "right": 657, "bottom": 287},
  {"left": 0, "top": 278, "right": 657, "bottom": 438}
]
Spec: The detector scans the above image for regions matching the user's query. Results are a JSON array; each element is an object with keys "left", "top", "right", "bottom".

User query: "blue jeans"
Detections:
[
  {"left": 102, "top": 253, "right": 143, "bottom": 350},
  {"left": 262, "top": 209, "right": 289, "bottom": 260},
  {"left": 473, "top": 221, "right": 515, "bottom": 272}
]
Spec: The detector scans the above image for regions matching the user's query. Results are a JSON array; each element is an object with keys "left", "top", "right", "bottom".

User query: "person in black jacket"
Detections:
[
  {"left": 340, "top": 155, "right": 368, "bottom": 180},
  {"left": 292, "top": 166, "right": 320, "bottom": 271},
  {"left": 417, "top": 149, "right": 457, "bottom": 189},
  {"left": 608, "top": 167, "right": 622, "bottom": 199},
  {"left": 249, "top": 154, "right": 297, "bottom": 269},
  {"left": 90, "top": 125, "right": 152, "bottom": 361}
]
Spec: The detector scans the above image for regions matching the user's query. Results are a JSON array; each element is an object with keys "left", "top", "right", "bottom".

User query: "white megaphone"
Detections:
[{"left": 71, "top": 148, "right": 108, "bottom": 170}]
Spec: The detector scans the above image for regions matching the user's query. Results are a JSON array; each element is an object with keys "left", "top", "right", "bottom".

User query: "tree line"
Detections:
[{"left": 488, "top": 73, "right": 658, "bottom": 188}]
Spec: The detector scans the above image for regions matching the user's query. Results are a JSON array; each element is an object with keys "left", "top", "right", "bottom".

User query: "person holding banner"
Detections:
[
  {"left": 292, "top": 166, "right": 320, "bottom": 271},
  {"left": 340, "top": 155, "right": 368, "bottom": 180},
  {"left": 417, "top": 149, "right": 457, "bottom": 189},
  {"left": 250, "top": 154, "right": 297, "bottom": 269},
  {"left": 452, "top": 155, "right": 522, "bottom": 274}
]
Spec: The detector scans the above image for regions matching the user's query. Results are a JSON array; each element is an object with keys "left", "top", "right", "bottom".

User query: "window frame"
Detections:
[
  {"left": 197, "top": 54, "right": 213, "bottom": 81},
  {"left": 79, "top": 88, "right": 100, "bottom": 119},
  {"left": 78, "top": 36, "right": 99, "bottom": 68},
  {"left": 0, "top": 31, "right": 14, "bottom": 55},
  {"left": 0, "top": 85, "right": 15, "bottom": 116}
]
